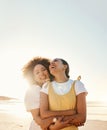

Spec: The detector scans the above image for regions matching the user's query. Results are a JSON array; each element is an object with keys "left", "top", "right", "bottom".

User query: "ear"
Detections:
[{"left": 63, "top": 64, "right": 67, "bottom": 70}]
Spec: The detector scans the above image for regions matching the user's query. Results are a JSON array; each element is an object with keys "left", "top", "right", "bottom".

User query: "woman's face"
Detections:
[
  {"left": 49, "top": 58, "right": 66, "bottom": 76},
  {"left": 33, "top": 64, "right": 49, "bottom": 85}
]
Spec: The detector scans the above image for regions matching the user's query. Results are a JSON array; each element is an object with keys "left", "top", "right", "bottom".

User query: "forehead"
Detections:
[
  {"left": 34, "top": 64, "right": 46, "bottom": 71},
  {"left": 51, "top": 58, "right": 61, "bottom": 62}
]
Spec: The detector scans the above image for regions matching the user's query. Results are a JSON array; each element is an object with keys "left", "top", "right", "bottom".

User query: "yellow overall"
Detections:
[{"left": 48, "top": 81, "right": 78, "bottom": 130}]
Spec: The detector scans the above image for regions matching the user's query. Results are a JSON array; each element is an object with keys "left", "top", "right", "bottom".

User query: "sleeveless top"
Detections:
[{"left": 48, "top": 81, "right": 78, "bottom": 130}]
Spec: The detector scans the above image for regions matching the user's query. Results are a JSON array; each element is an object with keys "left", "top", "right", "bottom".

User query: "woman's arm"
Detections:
[
  {"left": 30, "top": 108, "right": 54, "bottom": 129},
  {"left": 40, "top": 92, "right": 76, "bottom": 119},
  {"left": 49, "top": 117, "right": 71, "bottom": 130},
  {"left": 63, "top": 92, "right": 87, "bottom": 125}
]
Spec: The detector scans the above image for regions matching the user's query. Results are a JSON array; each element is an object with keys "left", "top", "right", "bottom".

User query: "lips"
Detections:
[
  {"left": 40, "top": 75, "right": 47, "bottom": 80},
  {"left": 51, "top": 66, "right": 55, "bottom": 69}
]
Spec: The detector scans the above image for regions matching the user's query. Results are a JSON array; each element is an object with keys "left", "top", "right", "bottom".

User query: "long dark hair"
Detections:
[{"left": 60, "top": 58, "right": 70, "bottom": 78}]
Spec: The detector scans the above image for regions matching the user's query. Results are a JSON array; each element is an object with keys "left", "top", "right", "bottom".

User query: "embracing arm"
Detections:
[
  {"left": 63, "top": 92, "right": 87, "bottom": 125},
  {"left": 49, "top": 117, "right": 71, "bottom": 130},
  {"left": 31, "top": 109, "right": 70, "bottom": 130},
  {"left": 30, "top": 108, "right": 54, "bottom": 130},
  {"left": 40, "top": 92, "right": 76, "bottom": 119},
  {"left": 48, "top": 92, "right": 87, "bottom": 129}
]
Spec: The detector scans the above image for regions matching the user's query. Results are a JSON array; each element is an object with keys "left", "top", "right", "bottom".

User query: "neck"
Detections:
[{"left": 54, "top": 74, "right": 68, "bottom": 83}]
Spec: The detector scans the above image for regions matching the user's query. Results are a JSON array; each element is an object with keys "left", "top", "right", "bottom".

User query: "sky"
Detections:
[{"left": 0, "top": 0, "right": 107, "bottom": 102}]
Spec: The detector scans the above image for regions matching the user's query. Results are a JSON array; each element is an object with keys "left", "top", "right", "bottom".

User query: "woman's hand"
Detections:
[
  {"left": 49, "top": 116, "right": 70, "bottom": 130},
  {"left": 62, "top": 115, "right": 84, "bottom": 127}
]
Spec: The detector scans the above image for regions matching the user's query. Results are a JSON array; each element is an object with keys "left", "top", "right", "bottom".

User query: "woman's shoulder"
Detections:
[
  {"left": 42, "top": 81, "right": 50, "bottom": 88},
  {"left": 75, "top": 80, "right": 84, "bottom": 87},
  {"left": 41, "top": 81, "right": 52, "bottom": 94},
  {"left": 25, "top": 85, "right": 41, "bottom": 95},
  {"left": 74, "top": 80, "right": 88, "bottom": 95},
  {"left": 24, "top": 85, "right": 41, "bottom": 102}
]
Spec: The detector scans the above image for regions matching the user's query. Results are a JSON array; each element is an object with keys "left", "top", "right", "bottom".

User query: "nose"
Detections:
[
  {"left": 39, "top": 71, "right": 44, "bottom": 76},
  {"left": 39, "top": 71, "right": 46, "bottom": 79},
  {"left": 50, "top": 60, "right": 55, "bottom": 64},
  {"left": 49, "top": 62, "right": 54, "bottom": 68}
]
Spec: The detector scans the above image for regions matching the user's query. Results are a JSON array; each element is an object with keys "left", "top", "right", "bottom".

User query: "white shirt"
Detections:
[
  {"left": 41, "top": 79, "right": 88, "bottom": 95},
  {"left": 24, "top": 85, "right": 42, "bottom": 130},
  {"left": 24, "top": 85, "right": 41, "bottom": 111}
]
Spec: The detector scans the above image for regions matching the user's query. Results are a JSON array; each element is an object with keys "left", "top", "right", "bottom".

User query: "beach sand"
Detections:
[
  {"left": 0, "top": 112, "right": 31, "bottom": 130},
  {"left": 79, "top": 120, "right": 107, "bottom": 130},
  {"left": 0, "top": 112, "right": 107, "bottom": 130}
]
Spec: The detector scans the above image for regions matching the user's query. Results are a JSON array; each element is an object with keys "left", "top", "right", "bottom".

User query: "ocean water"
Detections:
[
  {"left": 0, "top": 99, "right": 107, "bottom": 121},
  {"left": 87, "top": 101, "right": 107, "bottom": 121},
  {"left": 0, "top": 99, "right": 31, "bottom": 118}
]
